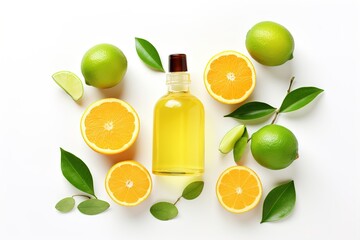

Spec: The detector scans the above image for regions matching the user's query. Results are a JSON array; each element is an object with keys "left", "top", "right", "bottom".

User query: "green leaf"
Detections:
[
  {"left": 224, "top": 102, "right": 276, "bottom": 120},
  {"left": 150, "top": 202, "right": 178, "bottom": 221},
  {"left": 182, "top": 181, "right": 204, "bottom": 200},
  {"left": 219, "top": 125, "right": 245, "bottom": 154},
  {"left": 279, "top": 87, "right": 324, "bottom": 113},
  {"left": 77, "top": 199, "right": 110, "bottom": 215},
  {"left": 55, "top": 197, "right": 75, "bottom": 213},
  {"left": 60, "top": 148, "right": 95, "bottom": 197},
  {"left": 135, "top": 37, "right": 165, "bottom": 72},
  {"left": 233, "top": 128, "right": 249, "bottom": 163},
  {"left": 261, "top": 180, "right": 296, "bottom": 223}
]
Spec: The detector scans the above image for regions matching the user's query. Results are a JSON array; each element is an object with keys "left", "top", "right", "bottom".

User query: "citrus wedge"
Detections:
[
  {"left": 204, "top": 51, "right": 256, "bottom": 104},
  {"left": 216, "top": 166, "right": 262, "bottom": 213},
  {"left": 52, "top": 71, "right": 83, "bottom": 101},
  {"left": 105, "top": 160, "right": 152, "bottom": 206},
  {"left": 80, "top": 98, "right": 139, "bottom": 155},
  {"left": 219, "top": 125, "right": 245, "bottom": 154}
]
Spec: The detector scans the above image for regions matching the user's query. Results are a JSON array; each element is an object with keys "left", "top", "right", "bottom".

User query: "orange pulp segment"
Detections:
[
  {"left": 105, "top": 160, "right": 152, "bottom": 206},
  {"left": 80, "top": 98, "right": 139, "bottom": 155},
  {"left": 204, "top": 50, "right": 256, "bottom": 104},
  {"left": 216, "top": 166, "right": 262, "bottom": 213}
]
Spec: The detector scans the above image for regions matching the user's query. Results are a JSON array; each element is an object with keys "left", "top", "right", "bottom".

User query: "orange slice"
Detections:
[
  {"left": 216, "top": 166, "right": 262, "bottom": 213},
  {"left": 105, "top": 160, "right": 152, "bottom": 206},
  {"left": 80, "top": 98, "right": 139, "bottom": 155},
  {"left": 204, "top": 50, "right": 256, "bottom": 104}
]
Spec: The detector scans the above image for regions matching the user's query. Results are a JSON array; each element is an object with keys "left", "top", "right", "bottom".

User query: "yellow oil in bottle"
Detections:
[{"left": 152, "top": 54, "right": 204, "bottom": 175}]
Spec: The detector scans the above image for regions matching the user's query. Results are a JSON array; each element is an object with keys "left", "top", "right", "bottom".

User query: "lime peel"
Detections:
[
  {"left": 52, "top": 71, "right": 84, "bottom": 101},
  {"left": 233, "top": 128, "right": 249, "bottom": 163},
  {"left": 250, "top": 124, "right": 298, "bottom": 170},
  {"left": 245, "top": 21, "right": 294, "bottom": 66},
  {"left": 219, "top": 125, "right": 245, "bottom": 154}
]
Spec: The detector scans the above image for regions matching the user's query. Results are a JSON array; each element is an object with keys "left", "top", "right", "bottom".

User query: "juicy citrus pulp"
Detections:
[
  {"left": 251, "top": 124, "right": 298, "bottom": 170},
  {"left": 80, "top": 98, "right": 139, "bottom": 155},
  {"left": 216, "top": 166, "right": 262, "bottom": 213},
  {"left": 52, "top": 71, "right": 83, "bottom": 101},
  {"left": 81, "top": 43, "right": 127, "bottom": 89},
  {"left": 204, "top": 50, "right": 256, "bottom": 104},
  {"left": 246, "top": 21, "right": 294, "bottom": 66},
  {"left": 105, "top": 160, "right": 152, "bottom": 206}
]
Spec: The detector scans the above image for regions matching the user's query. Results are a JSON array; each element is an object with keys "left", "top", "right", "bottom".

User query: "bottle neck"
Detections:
[{"left": 166, "top": 72, "right": 190, "bottom": 93}]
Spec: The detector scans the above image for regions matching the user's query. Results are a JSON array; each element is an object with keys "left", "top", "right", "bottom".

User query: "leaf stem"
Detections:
[
  {"left": 173, "top": 196, "right": 182, "bottom": 205},
  {"left": 271, "top": 76, "right": 295, "bottom": 125},
  {"left": 271, "top": 110, "right": 280, "bottom": 124},
  {"left": 287, "top": 76, "right": 295, "bottom": 94}
]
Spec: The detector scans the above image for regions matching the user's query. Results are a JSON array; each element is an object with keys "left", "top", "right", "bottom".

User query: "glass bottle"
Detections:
[{"left": 152, "top": 54, "right": 204, "bottom": 175}]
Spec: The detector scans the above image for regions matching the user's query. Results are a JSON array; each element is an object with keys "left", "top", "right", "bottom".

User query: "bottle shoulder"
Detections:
[
  {"left": 157, "top": 92, "right": 202, "bottom": 102},
  {"left": 155, "top": 92, "right": 204, "bottom": 109}
]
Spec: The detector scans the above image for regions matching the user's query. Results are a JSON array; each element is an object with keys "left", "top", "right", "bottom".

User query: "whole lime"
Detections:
[
  {"left": 250, "top": 124, "right": 298, "bottom": 170},
  {"left": 245, "top": 21, "right": 294, "bottom": 66},
  {"left": 81, "top": 43, "right": 127, "bottom": 89}
]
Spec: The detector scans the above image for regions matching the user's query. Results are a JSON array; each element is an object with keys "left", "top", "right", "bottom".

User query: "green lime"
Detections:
[
  {"left": 250, "top": 124, "right": 298, "bottom": 170},
  {"left": 246, "top": 21, "right": 294, "bottom": 66},
  {"left": 52, "top": 71, "right": 83, "bottom": 101},
  {"left": 219, "top": 125, "right": 245, "bottom": 154},
  {"left": 81, "top": 43, "right": 127, "bottom": 89}
]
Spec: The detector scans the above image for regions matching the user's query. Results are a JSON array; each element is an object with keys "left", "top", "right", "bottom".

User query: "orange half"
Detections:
[
  {"left": 80, "top": 98, "right": 140, "bottom": 155},
  {"left": 216, "top": 166, "right": 262, "bottom": 213},
  {"left": 105, "top": 160, "right": 152, "bottom": 206},
  {"left": 204, "top": 50, "right": 256, "bottom": 104}
]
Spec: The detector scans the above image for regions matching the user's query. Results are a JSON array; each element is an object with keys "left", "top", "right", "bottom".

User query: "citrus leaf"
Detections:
[
  {"left": 77, "top": 199, "right": 110, "bottom": 215},
  {"left": 60, "top": 148, "right": 95, "bottom": 197},
  {"left": 224, "top": 102, "right": 276, "bottom": 120},
  {"left": 55, "top": 197, "right": 75, "bottom": 213},
  {"left": 150, "top": 202, "right": 178, "bottom": 221},
  {"left": 182, "top": 181, "right": 204, "bottom": 200},
  {"left": 135, "top": 37, "right": 165, "bottom": 72},
  {"left": 219, "top": 125, "right": 245, "bottom": 154},
  {"left": 279, "top": 87, "right": 324, "bottom": 113},
  {"left": 261, "top": 180, "right": 296, "bottom": 223},
  {"left": 233, "top": 128, "right": 248, "bottom": 163}
]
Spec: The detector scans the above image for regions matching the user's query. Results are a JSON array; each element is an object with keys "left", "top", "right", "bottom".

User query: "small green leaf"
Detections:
[
  {"left": 182, "top": 181, "right": 204, "bottom": 200},
  {"left": 219, "top": 125, "right": 245, "bottom": 154},
  {"left": 233, "top": 128, "right": 249, "bottom": 163},
  {"left": 135, "top": 37, "right": 165, "bottom": 72},
  {"left": 150, "top": 202, "right": 178, "bottom": 221},
  {"left": 55, "top": 197, "right": 75, "bottom": 213},
  {"left": 60, "top": 148, "right": 95, "bottom": 197},
  {"left": 261, "top": 180, "right": 296, "bottom": 223},
  {"left": 224, "top": 102, "right": 276, "bottom": 120},
  {"left": 279, "top": 87, "right": 324, "bottom": 113},
  {"left": 77, "top": 199, "right": 110, "bottom": 215}
]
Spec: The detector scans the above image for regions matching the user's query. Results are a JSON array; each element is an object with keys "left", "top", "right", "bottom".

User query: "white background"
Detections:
[{"left": 1, "top": 0, "right": 359, "bottom": 239}]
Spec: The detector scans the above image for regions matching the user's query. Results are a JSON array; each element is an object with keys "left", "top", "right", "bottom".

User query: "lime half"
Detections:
[{"left": 52, "top": 71, "right": 84, "bottom": 101}]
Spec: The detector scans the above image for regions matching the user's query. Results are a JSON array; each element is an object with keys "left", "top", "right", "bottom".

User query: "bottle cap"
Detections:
[{"left": 169, "top": 54, "right": 187, "bottom": 72}]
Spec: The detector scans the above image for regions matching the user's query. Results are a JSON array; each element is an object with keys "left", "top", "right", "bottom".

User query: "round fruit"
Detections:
[
  {"left": 204, "top": 50, "right": 256, "bottom": 104},
  {"left": 246, "top": 21, "right": 294, "bottom": 66},
  {"left": 80, "top": 98, "right": 139, "bottom": 155},
  {"left": 105, "top": 160, "right": 152, "bottom": 206},
  {"left": 251, "top": 124, "right": 298, "bottom": 170},
  {"left": 81, "top": 43, "right": 127, "bottom": 88},
  {"left": 216, "top": 166, "right": 262, "bottom": 213}
]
